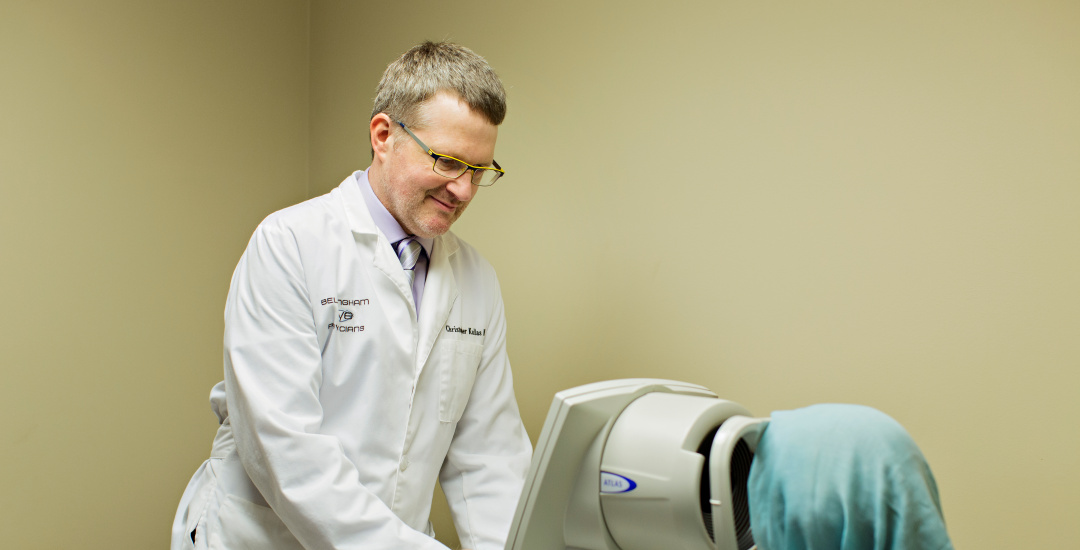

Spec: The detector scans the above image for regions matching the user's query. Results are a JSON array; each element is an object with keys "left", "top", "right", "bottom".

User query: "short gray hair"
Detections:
[{"left": 371, "top": 41, "right": 506, "bottom": 128}]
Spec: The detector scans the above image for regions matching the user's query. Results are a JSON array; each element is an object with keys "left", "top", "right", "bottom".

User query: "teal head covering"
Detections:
[{"left": 748, "top": 404, "right": 953, "bottom": 550}]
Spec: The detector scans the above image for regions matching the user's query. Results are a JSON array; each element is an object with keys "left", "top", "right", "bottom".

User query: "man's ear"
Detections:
[{"left": 370, "top": 113, "right": 394, "bottom": 162}]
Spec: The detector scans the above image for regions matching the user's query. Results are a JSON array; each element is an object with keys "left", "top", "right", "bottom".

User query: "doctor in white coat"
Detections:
[{"left": 171, "top": 42, "right": 532, "bottom": 550}]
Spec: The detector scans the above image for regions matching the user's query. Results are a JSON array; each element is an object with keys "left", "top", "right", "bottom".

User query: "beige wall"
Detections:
[
  {"left": 0, "top": 1, "right": 309, "bottom": 547},
  {"left": 2, "top": 1, "right": 1077, "bottom": 548}
]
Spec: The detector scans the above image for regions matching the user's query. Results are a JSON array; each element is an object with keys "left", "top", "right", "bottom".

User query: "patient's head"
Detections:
[{"left": 748, "top": 404, "right": 954, "bottom": 550}]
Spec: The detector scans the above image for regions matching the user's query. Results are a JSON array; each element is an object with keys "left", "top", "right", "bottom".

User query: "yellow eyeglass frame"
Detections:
[{"left": 396, "top": 122, "right": 505, "bottom": 187}]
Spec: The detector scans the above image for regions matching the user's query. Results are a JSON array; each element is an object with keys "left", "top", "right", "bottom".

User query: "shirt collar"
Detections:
[{"left": 357, "top": 169, "right": 434, "bottom": 256}]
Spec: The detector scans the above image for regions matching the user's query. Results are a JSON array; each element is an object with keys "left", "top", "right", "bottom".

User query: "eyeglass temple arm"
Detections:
[{"left": 396, "top": 122, "right": 435, "bottom": 153}]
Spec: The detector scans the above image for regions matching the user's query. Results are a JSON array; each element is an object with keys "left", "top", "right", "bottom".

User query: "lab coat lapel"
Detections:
[
  {"left": 338, "top": 173, "right": 417, "bottom": 347},
  {"left": 416, "top": 235, "right": 459, "bottom": 370},
  {"left": 339, "top": 173, "right": 408, "bottom": 297},
  {"left": 372, "top": 233, "right": 418, "bottom": 334}
]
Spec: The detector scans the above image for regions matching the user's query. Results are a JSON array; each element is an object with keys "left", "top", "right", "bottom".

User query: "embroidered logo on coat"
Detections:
[{"left": 322, "top": 296, "right": 369, "bottom": 334}]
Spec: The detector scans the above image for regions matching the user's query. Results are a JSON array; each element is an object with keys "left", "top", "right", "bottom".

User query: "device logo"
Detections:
[{"left": 600, "top": 471, "right": 637, "bottom": 494}]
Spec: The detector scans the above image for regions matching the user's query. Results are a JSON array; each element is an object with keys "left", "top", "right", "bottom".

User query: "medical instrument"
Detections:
[{"left": 506, "top": 379, "right": 769, "bottom": 550}]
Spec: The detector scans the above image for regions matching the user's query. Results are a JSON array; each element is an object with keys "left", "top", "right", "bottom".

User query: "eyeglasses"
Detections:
[{"left": 396, "top": 122, "right": 505, "bottom": 187}]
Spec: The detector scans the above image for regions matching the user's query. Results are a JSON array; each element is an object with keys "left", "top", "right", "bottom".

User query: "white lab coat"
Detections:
[{"left": 171, "top": 172, "right": 532, "bottom": 550}]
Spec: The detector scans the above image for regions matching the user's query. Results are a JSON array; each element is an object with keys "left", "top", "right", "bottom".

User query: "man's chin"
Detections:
[{"left": 411, "top": 216, "right": 455, "bottom": 238}]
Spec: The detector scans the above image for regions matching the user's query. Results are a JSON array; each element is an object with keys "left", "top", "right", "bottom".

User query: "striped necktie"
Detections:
[{"left": 395, "top": 238, "right": 423, "bottom": 287}]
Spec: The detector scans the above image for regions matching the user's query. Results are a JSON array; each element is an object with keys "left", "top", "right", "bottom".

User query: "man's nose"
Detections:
[{"left": 445, "top": 170, "right": 478, "bottom": 202}]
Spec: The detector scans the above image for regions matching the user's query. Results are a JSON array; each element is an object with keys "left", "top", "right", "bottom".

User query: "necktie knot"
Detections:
[{"left": 396, "top": 238, "right": 424, "bottom": 291}]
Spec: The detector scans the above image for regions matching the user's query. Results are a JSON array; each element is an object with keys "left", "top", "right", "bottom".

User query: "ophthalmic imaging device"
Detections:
[{"left": 504, "top": 379, "right": 768, "bottom": 550}]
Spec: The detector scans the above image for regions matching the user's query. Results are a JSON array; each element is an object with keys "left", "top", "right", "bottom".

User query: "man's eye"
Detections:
[{"left": 434, "top": 156, "right": 465, "bottom": 175}]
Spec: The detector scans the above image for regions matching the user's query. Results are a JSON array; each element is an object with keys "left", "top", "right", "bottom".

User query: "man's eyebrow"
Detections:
[{"left": 438, "top": 150, "right": 494, "bottom": 168}]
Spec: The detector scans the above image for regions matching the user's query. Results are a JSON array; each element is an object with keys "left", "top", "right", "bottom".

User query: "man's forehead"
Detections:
[
  {"left": 413, "top": 91, "right": 484, "bottom": 127},
  {"left": 409, "top": 95, "right": 498, "bottom": 164}
]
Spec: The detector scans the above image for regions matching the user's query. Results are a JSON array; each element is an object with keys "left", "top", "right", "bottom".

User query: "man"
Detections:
[{"left": 171, "top": 42, "right": 532, "bottom": 550}]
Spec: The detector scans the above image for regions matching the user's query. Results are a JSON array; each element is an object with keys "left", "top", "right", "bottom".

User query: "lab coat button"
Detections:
[{"left": 400, "top": 457, "right": 409, "bottom": 472}]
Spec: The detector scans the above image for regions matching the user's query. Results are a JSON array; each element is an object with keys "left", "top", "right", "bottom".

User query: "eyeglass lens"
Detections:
[{"left": 432, "top": 157, "right": 500, "bottom": 186}]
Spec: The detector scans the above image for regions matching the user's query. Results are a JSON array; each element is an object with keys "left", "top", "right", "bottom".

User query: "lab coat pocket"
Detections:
[
  {"left": 439, "top": 340, "right": 483, "bottom": 423},
  {"left": 209, "top": 494, "right": 304, "bottom": 550}
]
